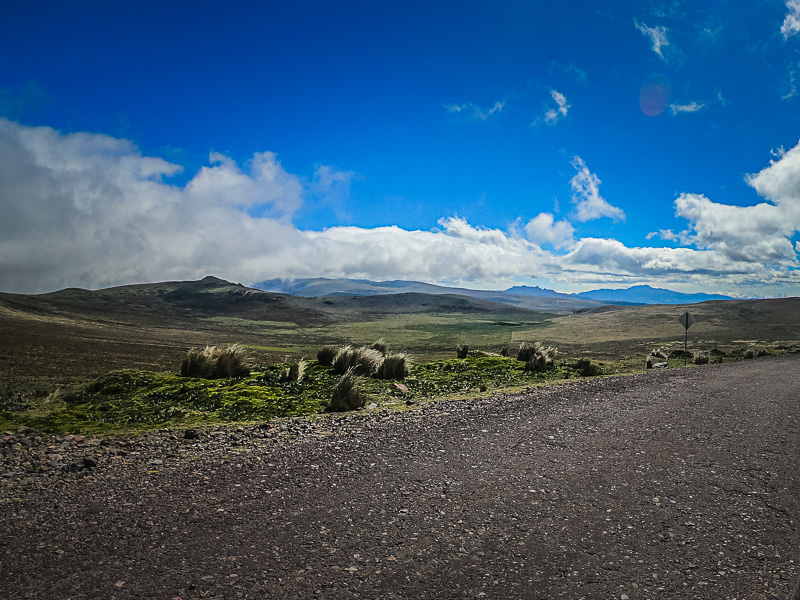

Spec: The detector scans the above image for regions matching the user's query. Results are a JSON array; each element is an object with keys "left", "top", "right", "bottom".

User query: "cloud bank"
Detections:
[{"left": 0, "top": 119, "right": 798, "bottom": 295}]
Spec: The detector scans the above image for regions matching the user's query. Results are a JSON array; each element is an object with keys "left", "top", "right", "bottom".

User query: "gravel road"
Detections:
[{"left": 2, "top": 356, "right": 799, "bottom": 599}]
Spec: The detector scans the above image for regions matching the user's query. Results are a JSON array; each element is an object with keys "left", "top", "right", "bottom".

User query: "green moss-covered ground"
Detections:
[{"left": 0, "top": 356, "right": 620, "bottom": 436}]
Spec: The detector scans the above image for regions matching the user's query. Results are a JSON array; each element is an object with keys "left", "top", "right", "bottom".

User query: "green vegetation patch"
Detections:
[
  {"left": 0, "top": 354, "right": 620, "bottom": 436},
  {"left": 0, "top": 365, "right": 335, "bottom": 435}
]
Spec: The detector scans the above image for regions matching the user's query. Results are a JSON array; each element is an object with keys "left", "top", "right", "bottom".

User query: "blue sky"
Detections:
[{"left": 2, "top": 0, "right": 800, "bottom": 296}]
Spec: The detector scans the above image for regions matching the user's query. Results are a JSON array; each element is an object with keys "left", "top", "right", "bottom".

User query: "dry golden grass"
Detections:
[
  {"left": 330, "top": 369, "right": 367, "bottom": 411},
  {"left": 180, "top": 344, "right": 250, "bottom": 379}
]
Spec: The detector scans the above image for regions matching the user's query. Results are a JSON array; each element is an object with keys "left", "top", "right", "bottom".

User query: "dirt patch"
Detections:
[{"left": 1, "top": 357, "right": 798, "bottom": 598}]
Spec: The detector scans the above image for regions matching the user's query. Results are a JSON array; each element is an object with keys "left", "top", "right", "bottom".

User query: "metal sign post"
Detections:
[{"left": 678, "top": 311, "right": 696, "bottom": 364}]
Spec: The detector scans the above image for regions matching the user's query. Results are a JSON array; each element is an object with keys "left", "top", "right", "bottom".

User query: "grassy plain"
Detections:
[{"left": 1, "top": 278, "right": 798, "bottom": 435}]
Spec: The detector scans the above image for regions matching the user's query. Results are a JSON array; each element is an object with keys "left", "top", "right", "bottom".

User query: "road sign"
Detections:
[{"left": 679, "top": 311, "right": 696, "bottom": 364}]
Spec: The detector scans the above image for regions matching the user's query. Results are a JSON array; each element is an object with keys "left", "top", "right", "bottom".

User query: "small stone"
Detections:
[
  {"left": 183, "top": 429, "right": 200, "bottom": 440},
  {"left": 82, "top": 456, "right": 98, "bottom": 469}
]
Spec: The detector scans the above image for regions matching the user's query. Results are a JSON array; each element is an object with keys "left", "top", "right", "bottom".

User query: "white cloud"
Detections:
[
  {"left": 544, "top": 90, "right": 570, "bottom": 124},
  {"left": 647, "top": 229, "right": 681, "bottom": 242},
  {"left": 642, "top": 143, "right": 800, "bottom": 270},
  {"left": 673, "top": 193, "right": 797, "bottom": 265},
  {"left": 300, "top": 217, "right": 549, "bottom": 286},
  {"left": 644, "top": 144, "right": 800, "bottom": 269},
  {"left": 186, "top": 150, "right": 304, "bottom": 218},
  {"left": 562, "top": 237, "right": 753, "bottom": 278},
  {"left": 1, "top": 119, "right": 798, "bottom": 297},
  {"left": 779, "top": 60, "right": 800, "bottom": 100},
  {"left": 569, "top": 157, "right": 626, "bottom": 222},
  {"left": 0, "top": 119, "right": 310, "bottom": 292},
  {"left": 0, "top": 119, "right": 551, "bottom": 292},
  {"left": 782, "top": 0, "right": 800, "bottom": 39},
  {"left": 444, "top": 101, "right": 504, "bottom": 120},
  {"left": 635, "top": 21, "right": 670, "bottom": 60},
  {"left": 669, "top": 101, "right": 705, "bottom": 114},
  {"left": 747, "top": 139, "right": 800, "bottom": 201},
  {"left": 524, "top": 213, "right": 575, "bottom": 250}
]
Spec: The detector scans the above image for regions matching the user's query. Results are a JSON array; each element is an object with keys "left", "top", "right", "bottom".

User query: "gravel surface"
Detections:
[{"left": 1, "top": 356, "right": 799, "bottom": 599}]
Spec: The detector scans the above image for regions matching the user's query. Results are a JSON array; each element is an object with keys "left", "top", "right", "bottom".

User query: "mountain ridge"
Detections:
[{"left": 255, "top": 278, "right": 734, "bottom": 306}]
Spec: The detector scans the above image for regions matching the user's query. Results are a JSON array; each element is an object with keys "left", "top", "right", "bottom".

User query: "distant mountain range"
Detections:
[
  {"left": 572, "top": 285, "right": 732, "bottom": 305},
  {"left": 254, "top": 278, "right": 604, "bottom": 312},
  {"left": 255, "top": 278, "right": 733, "bottom": 306}
]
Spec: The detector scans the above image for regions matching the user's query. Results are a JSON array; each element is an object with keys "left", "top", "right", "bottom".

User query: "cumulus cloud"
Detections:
[
  {"left": 0, "top": 118, "right": 308, "bottom": 292},
  {"left": 746, "top": 140, "right": 800, "bottom": 201},
  {"left": 647, "top": 229, "right": 683, "bottom": 242},
  {"left": 0, "top": 119, "right": 550, "bottom": 292},
  {"left": 669, "top": 101, "right": 705, "bottom": 114},
  {"left": 672, "top": 193, "right": 797, "bottom": 265},
  {"left": 562, "top": 237, "right": 753, "bottom": 278},
  {"left": 1, "top": 119, "right": 798, "bottom": 297},
  {"left": 444, "top": 101, "right": 504, "bottom": 120},
  {"left": 646, "top": 143, "right": 800, "bottom": 270},
  {"left": 301, "top": 217, "right": 550, "bottom": 285},
  {"left": 782, "top": 0, "right": 800, "bottom": 39},
  {"left": 544, "top": 90, "right": 570, "bottom": 124},
  {"left": 524, "top": 213, "right": 576, "bottom": 250},
  {"left": 569, "top": 157, "right": 626, "bottom": 223},
  {"left": 635, "top": 21, "right": 670, "bottom": 60}
]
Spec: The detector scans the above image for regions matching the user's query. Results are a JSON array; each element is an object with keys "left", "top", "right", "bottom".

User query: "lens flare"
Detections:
[{"left": 639, "top": 74, "right": 670, "bottom": 116}]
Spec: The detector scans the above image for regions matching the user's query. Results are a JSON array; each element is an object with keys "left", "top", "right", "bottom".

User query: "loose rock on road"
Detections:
[{"left": 1, "top": 356, "right": 798, "bottom": 599}]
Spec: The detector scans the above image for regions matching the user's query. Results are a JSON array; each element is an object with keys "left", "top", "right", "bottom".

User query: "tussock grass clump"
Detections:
[
  {"left": 524, "top": 354, "right": 550, "bottom": 373},
  {"left": 693, "top": 352, "right": 710, "bottom": 365},
  {"left": 369, "top": 339, "right": 389, "bottom": 355},
  {"left": 377, "top": 353, "right": 410, "bottom": 380},
  {"left": 329, "top": 369, "right": 367, "bottom": 412},
  {"left": 181, "top": 344, "right": 250, "bottom": 379},
  {"left": 332, "top": 346, "right": 384, "bottom": 376},
  {"left": 575, "top": 358, "right": 602, "bottom": 377},
  {"left": 332, "top": 345, "right": 356, "bottom": 373},
  {"left": 517, "top": 341, "right": 540, "bottom": 362},
  {"left": 456, "top": 344, "right": 469, "bottom": 359},
  {"left": 521, "top": 344, "right": 558, "bottom": 373},
  {"left": 744, "top": 349, "right": 755, "bottom": 359},
  {"left": 650, "top": 348, "right": 667, "bottom": 359},
  {"left": 352, "top": 347, "right": 384, "bottom": 376},
  {"left": 279, "top": 358, "right": 306, "bottom": 383},
  {"left": 181, "top": 347, "right": 215, "bottom": 379},
  {"left": 317, "top": 345, "right": 338, "bottom": 366}
]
